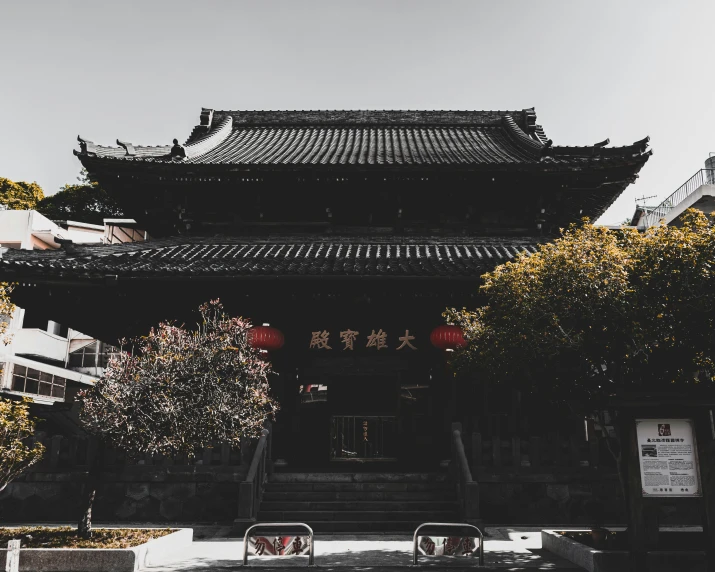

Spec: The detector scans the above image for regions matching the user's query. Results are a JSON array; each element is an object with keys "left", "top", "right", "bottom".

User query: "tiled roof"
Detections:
[
  {"left": 0, "top": 236, "right": 542, "bottom": 280},
  {"left": 74, "top": 108, "right": 651, "bottom": 169}
]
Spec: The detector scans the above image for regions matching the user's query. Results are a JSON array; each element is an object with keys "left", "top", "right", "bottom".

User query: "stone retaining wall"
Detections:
[
  {"left": 542, "top": 529, "right": 707, "bottom": 572},
  {"left": 0, "top": 467, "right": 247, "bottom": 523},
  {"left": 1, "top": 467, "right": 700, "bottom": 525},
  {"left": 477, "top": 473, "right": 624, "bottom": 525},
  {"left": 0, "top": 528, "right": 193, "bottom": 572}
]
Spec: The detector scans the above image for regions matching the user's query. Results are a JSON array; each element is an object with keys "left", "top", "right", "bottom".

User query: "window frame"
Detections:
[{"left": 12, "top": 364, "right": 66, "bottom": 399}]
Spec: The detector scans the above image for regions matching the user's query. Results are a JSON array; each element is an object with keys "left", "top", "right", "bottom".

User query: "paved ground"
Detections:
[{"left": 143, "top": 526, "right": 583, "bottom": 571}]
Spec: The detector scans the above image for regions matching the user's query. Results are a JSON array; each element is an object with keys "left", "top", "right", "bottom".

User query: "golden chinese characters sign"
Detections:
[{"left": 309, "top": 329, "right": 418, "bottom": 351}]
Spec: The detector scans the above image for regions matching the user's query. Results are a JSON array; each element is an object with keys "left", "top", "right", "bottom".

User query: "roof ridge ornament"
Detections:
[
  {"left": 76, "top": 135, "right": 99, "bottom": 156},
  {"left": 200, "top": 108, "right": 214, "bottom": 127},
  {"left": 590, "top": 138, "right": 610, "bottom": 157},
  {"left": 117, "top": 139, "right": 136, "bottom": 156},
  {"left": 501, "top": 115, "right": 545, "bottom": 159},
  {"left": 183, "top": 116, "right": 233, "bottom": 159},
  {"left": 523, "top": 108, "right": 537, "bottom": 130},
  {"left": 532, "top": 124, "right": 550, "bottom": 144},
  {"left": 170, "top": 139, "right": 186, "bottom": 160}
]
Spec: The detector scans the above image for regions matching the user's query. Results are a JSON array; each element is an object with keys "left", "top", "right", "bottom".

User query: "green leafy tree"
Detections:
[
  {"left": 0, "top": 398, "right": 46, "bottom": 493},
  {"left": 36, "top": 170, "right": 123, "bottom": 225},
  {"left": 75, "top": 300, "right": 278, "bottom": 537},
  {"left": 0, "top": 178, "right": 44, "bottom": 210}
]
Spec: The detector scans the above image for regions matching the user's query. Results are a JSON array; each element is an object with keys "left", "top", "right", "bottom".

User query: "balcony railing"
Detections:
[{"left": 642, "top": 169, "right": 715, "bottom": 228}]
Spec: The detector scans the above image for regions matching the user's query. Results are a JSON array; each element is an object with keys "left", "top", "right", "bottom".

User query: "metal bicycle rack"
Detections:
[
  {"left": 242, "top": 522, "right": 316, "bottom": 567},
  {"left": 412, "top": 522, "right": 485, "bottom": 566}
]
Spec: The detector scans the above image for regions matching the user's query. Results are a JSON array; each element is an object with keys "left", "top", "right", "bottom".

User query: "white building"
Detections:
[
  {"left": 633, "top": 155, "right": 715, "bottom": 228},
  {"left": 0, "top": 210, "right": 144, "bottom": 404}
]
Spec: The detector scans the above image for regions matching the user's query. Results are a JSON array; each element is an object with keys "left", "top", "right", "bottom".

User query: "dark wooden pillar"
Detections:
[
  {"left": 695, "top": 410, "right": 715, "bottom": 572},
  {"left": 620, "top": 411, "right": 648, "bottom": 570}
]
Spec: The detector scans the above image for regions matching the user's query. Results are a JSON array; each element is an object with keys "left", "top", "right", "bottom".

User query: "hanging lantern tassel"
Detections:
[{"left": 248, "top": 324, "right": 285, "bottom": 353}]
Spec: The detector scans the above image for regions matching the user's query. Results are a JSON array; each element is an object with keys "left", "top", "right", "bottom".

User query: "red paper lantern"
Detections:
[
  {"left": 430, "top": 324, "right": 467, "bottom": 351},
  {"left": 248, "top": 324, "right": 284, "bottom": 352}
]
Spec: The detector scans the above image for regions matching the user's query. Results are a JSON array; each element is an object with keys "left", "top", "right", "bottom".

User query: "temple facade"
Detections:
[{"left": 0, "top": 107, "right": 651, "bottom": 470}]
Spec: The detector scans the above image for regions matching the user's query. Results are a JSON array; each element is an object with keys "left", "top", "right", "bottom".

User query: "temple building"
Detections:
[{"left": 0, "top": 107, "right": 651, "bottom": 527}]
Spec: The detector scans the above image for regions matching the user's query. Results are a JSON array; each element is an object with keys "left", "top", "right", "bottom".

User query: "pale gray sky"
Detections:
[{"left": 1, "top": 0, "right": 713, "bottom": 224}]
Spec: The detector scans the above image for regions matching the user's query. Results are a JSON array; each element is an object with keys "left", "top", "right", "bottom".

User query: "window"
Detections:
[
  {"left": 12, "top": 364, "right": 66, "bottom": 399},
  {"left": 69, "top": 342, "right": 120, "bottom": 368}
]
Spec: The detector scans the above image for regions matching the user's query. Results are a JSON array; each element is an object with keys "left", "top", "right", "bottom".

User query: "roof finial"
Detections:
[
  {"left": 117, "top": 139, "right": 135, "bottom": 156},
  {"left": 171, "top": 138, "right": 186, "bottom": 160},
  {"left": 76, "top": 135, "right": 98, "bottom": 156},
  {"left": 200, "top": 108, "right": 214, "bottom": 127}
]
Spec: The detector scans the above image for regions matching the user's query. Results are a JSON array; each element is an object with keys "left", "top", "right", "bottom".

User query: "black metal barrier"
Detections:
[
  {"left": 242, "top": 522, "right": 315, "bottom": 567},
  {"left": 412, "top": 522, "right": 485, "bottom": 566}
]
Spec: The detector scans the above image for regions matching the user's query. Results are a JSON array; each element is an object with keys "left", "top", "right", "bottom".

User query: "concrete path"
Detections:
[{"left": 143, "top": 527, "right": 581, "bottom": 571}]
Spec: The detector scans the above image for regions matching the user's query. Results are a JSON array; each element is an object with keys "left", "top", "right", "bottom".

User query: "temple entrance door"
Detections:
[
  {"left": 330, "top": 416, "right": 398, "bottom": 459},
  {"left": 329, "top": 375, "right": 398, "bottom": 460}
]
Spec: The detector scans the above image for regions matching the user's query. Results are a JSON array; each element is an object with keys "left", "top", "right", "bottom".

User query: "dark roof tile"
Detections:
[
  {"left": 74, "top": 108, "right": 651, "bottom": 169},
  {"left": 0, "top": 235, "right": 542, "bottom": 280}
]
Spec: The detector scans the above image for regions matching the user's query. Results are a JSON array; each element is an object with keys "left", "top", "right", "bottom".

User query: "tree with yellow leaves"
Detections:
[
  {"left": 446, "top": 209, "right": 715, "bottom": 399},
  {"left": 0, "top": 178, "right": 44, "bottom": 210},
  {"left": 0, "top": 282, "right": 14, "bottom": 346},
  {"left": 0, "top": 398, "right": 45, "bottom": 493},
  {"left": 447, "top": 209, "right": 715, "bottom": 501}
]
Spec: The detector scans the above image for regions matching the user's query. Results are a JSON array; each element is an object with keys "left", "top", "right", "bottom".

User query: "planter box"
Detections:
[
  {"left": 0, "top": 528, "right": 192, "bottom": 572},
  {"left": 542, "top": 529, "right": 706, "bottom": 572}
]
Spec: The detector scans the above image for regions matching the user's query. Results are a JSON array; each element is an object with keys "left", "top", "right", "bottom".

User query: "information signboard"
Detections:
[{"left": 636, "top": 418, "right": 701, "bottom": 497}]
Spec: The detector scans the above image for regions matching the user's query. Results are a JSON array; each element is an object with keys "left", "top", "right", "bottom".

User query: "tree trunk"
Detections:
[
  {"left": 78, "top": 439, "right": 104, "bottom": 538},
  {"left": 597, "top": 409, "right": 630, "bottom": 527}
]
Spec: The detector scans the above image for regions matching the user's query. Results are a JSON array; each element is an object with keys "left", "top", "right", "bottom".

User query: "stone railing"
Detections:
[
  {"left": 237, "top": 422, "right": 272, "bottom": 524},
  {"left": 451, "top": 422, "right": 480, "bottom": 524}
]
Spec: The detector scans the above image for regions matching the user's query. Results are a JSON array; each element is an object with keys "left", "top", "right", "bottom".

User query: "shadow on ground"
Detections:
[{"left": 144, "top": 539, "right": 580, "bottom": 571}]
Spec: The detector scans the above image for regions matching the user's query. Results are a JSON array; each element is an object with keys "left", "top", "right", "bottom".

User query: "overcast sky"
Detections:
[{"left": 2, "top": 0, "right": 714, "bottom": 225}]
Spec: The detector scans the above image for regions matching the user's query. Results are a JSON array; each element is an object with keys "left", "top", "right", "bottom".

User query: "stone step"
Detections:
[
  {"left": 263, "top": 491, "right": 456, "bottom": 502},
  {"left": 260, "top": 500, "right": 459, "bottom": 511},
  {"left": 264, "top": 482, "right": 454, "bottom": 493},
  {"left": 268, "top": 472, "right": 448, "bottom": 483},
  {"left": 257, "top": 472, "right": 458, "bottom": 535},
  {"left": 273, "top": 520, "right": 450, "bottom": 533},
  {"left": 256, "top": 510, "right": 457, "bottom": 522}
]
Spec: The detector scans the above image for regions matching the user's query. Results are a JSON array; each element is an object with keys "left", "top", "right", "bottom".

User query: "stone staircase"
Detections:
[{"left": 257, "top": 472, "right": 459, "bottom": 533}]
